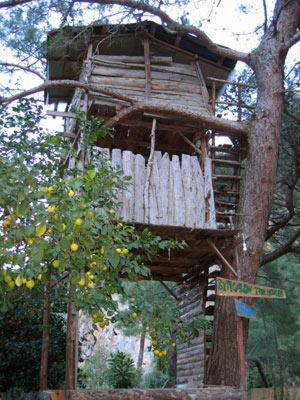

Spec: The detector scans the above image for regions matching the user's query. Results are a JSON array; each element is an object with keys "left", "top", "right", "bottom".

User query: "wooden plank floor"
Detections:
[{"left": 134, "top": 223, "right": 238, "bottom": 281}]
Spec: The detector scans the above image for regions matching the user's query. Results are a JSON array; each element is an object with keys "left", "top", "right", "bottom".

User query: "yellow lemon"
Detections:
[
  {"left": 100, "top": 266, "right": 108, "bottom": 272},
  {"left": 70, "top": 243, "right": 79, "bottom": 252},
  {"left": 74, "top": 218, "right": 83, "bottom": 227},
  {"left": 116, "top": 248, "right": 122, "bottom": 254},
  {"left": 52, "top": 260, "right": 60, "bottom": 268},
  {"left": 78, "top": 278, "right": 85, "bottom": 287},
  {"left": 162, "top": 350, "right": 167, "bottom": 356},
  {"left": 26, "top": 279, "right": 35, "bottom": 289},
  {"left": 36, "top": 223, "right": 47, "bottom": 237},
  {"left": 154, "top": 349, "right": 160, "bottom": 356},
  {"left": 7, "top": 280, "right": 15, "bottom": 289},
  {"left": 15, "top": 275, "right": 22, "bottom": 287},
  {"left": 47, "top": 205, "right": 56, "bottom": 213},
  {"left": 68, "top": 190, "right": 75, "bottom": 198},
  {"left": 87, "top": 281, "right": 95, "bottom": 289},
  {"left": 2, "top": 219, "right": 11, "bottom": 228},
  {"left": 47, "top": 186, "right": 54, "bottom": 195},
  {"left": 22, "top": 278, "right": 27, "bottom": 284},
  {"left": 47, "top": 228, "right": 53, "bottom": 235},
  {"left": 90, "top": 261, "right": 97, "bottom": 268},
  {"left": 122, "top": 248, "right": 129, "bottom": 255},
  {"left": 26, "top": 238, "right": 35, "bottom": 245},
  {"left": 37, "top": 273, "right": 43, "bottom": 281},
  {"left": 131, "top": 312, "right": 138, "bottom": 319},
  {"left": 100, "top": 247, "right": 105, "bottom": 255}
]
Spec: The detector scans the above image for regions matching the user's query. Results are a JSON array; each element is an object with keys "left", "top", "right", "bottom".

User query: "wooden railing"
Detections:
[{"left": 208, "top": 77, "right": 256, "bottom": 122}]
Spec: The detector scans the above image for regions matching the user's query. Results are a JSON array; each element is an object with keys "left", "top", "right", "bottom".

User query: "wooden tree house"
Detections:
[{"left": 46, "top": 21, "right": 245, "bottom": 389}]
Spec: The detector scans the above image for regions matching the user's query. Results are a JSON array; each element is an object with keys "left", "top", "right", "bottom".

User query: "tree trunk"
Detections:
[
  {"left": 137, "top": 325, "right": 146, "bottom": 369},
  {"left": 65, "top": 301, "right": 78, "bottom": 390},
  {"left": 39, "top": 285, "right": 50, "bottom": 391},
  {"left": 207, "top": 0, "right": 300, "bottom": 388}
]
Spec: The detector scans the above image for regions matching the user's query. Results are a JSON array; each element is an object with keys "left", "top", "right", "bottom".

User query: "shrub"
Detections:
[{"left": 106, "top": 351, "right": 138, "bottom": 388}]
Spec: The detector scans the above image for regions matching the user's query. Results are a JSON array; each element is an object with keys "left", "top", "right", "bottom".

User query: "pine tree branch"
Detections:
[
  {"left": 262, "top": 0, "right": 268, "bottom": 33},
  {"left": 0, "top": 79, "right": 134, "bottom": 104},
  {"left": 0, "top": 0, "right": 32, "bottom": 7},
  {"left": 0, "top": 62, "right": 45, "bottom": 80},
  {"left": 261, "top": 228, "right": 300, "bottom": 265},
  {"left": 85, "top": 0, "right": 249, "bottom": 62},
  {"left": 285, "top": 30, "right": 300, "bottom": 51}
]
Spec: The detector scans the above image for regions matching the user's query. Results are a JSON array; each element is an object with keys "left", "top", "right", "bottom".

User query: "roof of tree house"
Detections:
[{"left": 46, "top": 20, "right": 237, "bottom": 103}]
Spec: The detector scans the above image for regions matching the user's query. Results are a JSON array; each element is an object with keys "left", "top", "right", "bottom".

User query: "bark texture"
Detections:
[
  {"left": 65, "top": 302, "right": 78, "bottom": 390},
  {"left": 39, "top": 286, "right": 50, "bottom": 391},
  {"left": 137, "top": 327, "right": 146, "bottom": 369},
  {"left": 207, "top": 0, "right": 300, "bottom": 387}
]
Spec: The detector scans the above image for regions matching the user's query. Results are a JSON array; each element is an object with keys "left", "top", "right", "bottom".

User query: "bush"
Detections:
[
  {"left": 141, "top": 369, "right": 168, "bottom": 388},
  {"left": 106, "top": 351, "right": 138, "bottom": 388},
  {"left": 78, "top": 346, "right": 110, "bottom": 389}
]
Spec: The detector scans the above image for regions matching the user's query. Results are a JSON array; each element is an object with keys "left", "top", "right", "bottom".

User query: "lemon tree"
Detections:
[{"left": 0, "top": 98, "right": 184, "bottom": 322}]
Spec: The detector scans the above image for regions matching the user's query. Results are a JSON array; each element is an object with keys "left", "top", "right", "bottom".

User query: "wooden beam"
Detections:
[
  {"left": 207, "top": 77, "right": 256, "bottom": 89},
  {"left": 160, "top": 281, "right": 180, "bottom": 301},
  {"left": 46, "top": 110, "right": 75, "bottom": 118},
  {"left": 213, "top": 174, "right": 241, "bottom": 181},
  {"left": 143, "top": 35, "right": 152, "bottom": 100},
  {"left": 212, "top": 159, "right": 241, "bottom": 167},
  {"left": 179, "top": 132, "right": 201, "bottom": 156},
  {"left": 207, "top": 240, "right": 238, "bottom": 278}
]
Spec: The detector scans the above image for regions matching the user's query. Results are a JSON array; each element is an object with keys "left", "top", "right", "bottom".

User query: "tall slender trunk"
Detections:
[
  {"left": 207, "top": 0, "right": 300, "bottom": 388},
  {"left": 39, "top": 285, "right": 50, "bottom": 391},
  {"left": 137, "top": 325, "right": 146, "bottom": 369},
  {"left": 65, "top": 301, "right": 78, "bottom": 390}
]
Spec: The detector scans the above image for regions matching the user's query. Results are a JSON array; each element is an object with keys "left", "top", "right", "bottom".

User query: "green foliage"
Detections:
[
  {"left": 141, "top": 369, "right": 168, "bottom": 389},
  {"left": 78, "top": 346, "right": 110, "bottom": 389},
  {"left": 106, "top": 351, "right": 138, "bottom": 389},
  {"left": 0, "top": 287, "right": 65, "bottom": 392},
  {"left": 247, "top": 256, "right": 300, "bottom": 390},
  {"left": 116, "top": 281, "right": 210, "bottom": 369}
]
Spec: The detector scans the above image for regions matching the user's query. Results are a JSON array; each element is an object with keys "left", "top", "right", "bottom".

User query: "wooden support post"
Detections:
[
  {"left": 207, "top": 240, "right": 238, "bottom": 278},
  {"left": 143, "top": 34, "right": 152, "bottom": 100},
  {"left": 144, "top": 118, "right": 156, "bottom": 223},
  {"left": 211, "top": 81, "right": 216, "bottom": 115}
]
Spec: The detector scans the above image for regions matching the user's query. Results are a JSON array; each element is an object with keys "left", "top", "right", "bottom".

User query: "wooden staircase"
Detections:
[{"left": 210, "top": 144, "right": 245, "bottom": 227}]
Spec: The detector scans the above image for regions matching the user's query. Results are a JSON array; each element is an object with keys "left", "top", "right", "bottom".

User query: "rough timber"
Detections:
[{"left": 46, "top": 21, "right": 244, "bottom": 392}]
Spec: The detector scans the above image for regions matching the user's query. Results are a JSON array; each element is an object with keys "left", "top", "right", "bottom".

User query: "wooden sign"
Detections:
[
  {"left": 216, "top": 277, "right": 286, "bottom": 299},
  {"left": 236, "top": 302, "right": 256, "bottom": 319}
]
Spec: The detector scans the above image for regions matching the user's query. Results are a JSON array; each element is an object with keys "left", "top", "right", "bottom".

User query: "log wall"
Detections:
[
  {"left": 176, "top": 273, "right": 206, "bottom": 388},
  {"left": 89, "top": 55, "right": 210, "bottom": 114},
  {"left": 95, "top": 147, "right": 216, "bottom": 229}
]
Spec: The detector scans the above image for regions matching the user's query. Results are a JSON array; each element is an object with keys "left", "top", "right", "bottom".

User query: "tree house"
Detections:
[{"left": 46, "top": 21, "right": 241, "bottom": 389}]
